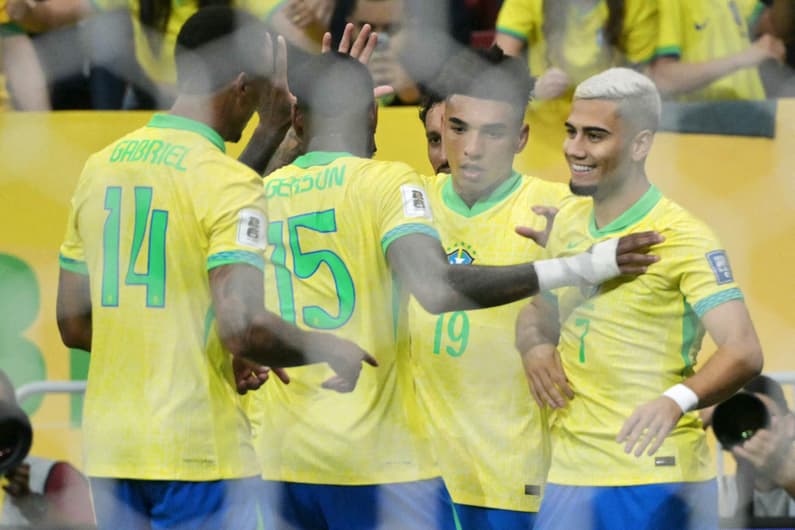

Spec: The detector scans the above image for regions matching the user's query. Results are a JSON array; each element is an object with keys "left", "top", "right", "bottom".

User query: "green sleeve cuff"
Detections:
[
  {"left": 692, "top": 288, "right": 744, "bottom": 318},
  {"left": 380, "top": 224, "right": 440, "bottom": 256},
  {"left": 654, "top": 45, "right": 682, "bottom": 59},
  {"left": 0, "top": 22, "right": 25, "bottom": 37},
  {"left": 495, "top": 26, "right": 528, "bottom": 42},
  {"left": 207, "top": 250, "right": 265, "bottom": 271},
  {"left": 59, "top": 254, "right": 89, "bottom": 275}
]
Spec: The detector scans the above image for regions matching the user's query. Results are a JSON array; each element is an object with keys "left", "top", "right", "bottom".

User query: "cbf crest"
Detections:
[{"left": 446, "top": 242, "right": 477, "bottom": 265}]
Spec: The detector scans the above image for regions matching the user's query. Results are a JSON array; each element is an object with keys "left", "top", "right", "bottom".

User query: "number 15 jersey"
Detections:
[{"left": 249, "top": 151, "right": 441, "bottom": 485}]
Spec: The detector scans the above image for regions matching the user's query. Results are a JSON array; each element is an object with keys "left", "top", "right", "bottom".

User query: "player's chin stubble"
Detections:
[{"left": 569, "top": 182, "right": 598, "bottom": 197}]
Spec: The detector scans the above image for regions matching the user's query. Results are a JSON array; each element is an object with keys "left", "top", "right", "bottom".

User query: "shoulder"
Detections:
[
  {"left": 655, "top": 196, "right": 720, "bottom": 244},
  {"left": 520, "top": 175, "right": 571, "bottom": 204}
]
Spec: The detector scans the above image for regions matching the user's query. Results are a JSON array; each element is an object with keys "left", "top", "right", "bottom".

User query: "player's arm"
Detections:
[
  {"left": 515, "top": 294, "right": 574, "bottom": 408},
  {"left": 209, "top": 263, "right": 377, "bottom": 393},
  {"left": 387, "top": 231, "right": 662, "bottom": 314},
  {"left": 649, "top": 37, "right": 785, "bottom": 97},
  {"left": 618, "top": 299, "right": 763, "bottom": 457},
  {"left": 2, "top": 34, "right": 51, "bottom": 111},
  {"left": 56, "top": 269, "right": 92, "bottom": 352}
]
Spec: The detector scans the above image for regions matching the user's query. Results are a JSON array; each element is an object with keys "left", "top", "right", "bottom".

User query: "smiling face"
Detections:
[
  {"left": 444, "top": 94, "right": 528, "bottom": 202},
  {"left": 564, "top": 98, "right": 638, "bottom": 199}
]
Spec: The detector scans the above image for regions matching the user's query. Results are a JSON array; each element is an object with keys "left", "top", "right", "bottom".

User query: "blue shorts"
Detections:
[
  {"left": 453, "top": 502, "right": 536, "bottom": 530},
  {"left": 90, "top": 477, "right": 266, "bottom": 530},
  {"left": 535, "top": 481, "right": 718, "bottom": 530},
  {"left": 262, "top": 477, "right": 457, "bottom": 530}
]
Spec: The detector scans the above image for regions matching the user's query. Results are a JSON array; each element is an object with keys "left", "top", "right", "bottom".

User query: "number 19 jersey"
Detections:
[
  {"left": 58, "top": 114, "right": 268, "bottom": 480},
  {"left": 408, "top": 172, "right": 569, "bottom": 511},
  {"left": 249, "top": 151, "right": 441, "bottom": 485}
]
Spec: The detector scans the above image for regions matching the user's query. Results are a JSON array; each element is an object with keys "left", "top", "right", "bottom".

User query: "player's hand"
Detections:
[
  {"left": 533, "top": 67, "right": 571, "bottom": 100},
  {"left": 515, "top": 205, "right": 559, "bottom": 247},
  {"left": 746, "top": 33, "right": 787, "bottom": 66},
  {"left": 3, "top": 463, "right": 32, "bottom": 498},
  {"left": 233, "top": 357, "right": 289, "bottom": 394},
  {"left": 617, "top": 396, "right": 682, "bottom": 456},
  {"left": 520, "top": 343, "right": 573, "bottom": 408},
  {"left": 614, "top": 231, "right": 664, "bottom": 275},
  {"left": 257, "top": 33, "right": 295, "bottom": 135},
  {"left": 732, "top": 417, "right": 795, "bottom": 485},
  {"left": 310, "top": 334, "right": 378, "bottom": 393},
  {"left": 321, "top": 23, "right": 394, "bottom": 99}
]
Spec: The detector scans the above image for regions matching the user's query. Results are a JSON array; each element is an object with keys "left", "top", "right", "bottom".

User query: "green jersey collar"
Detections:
[
  {"left": 293, "top": 151, "right": 355, "bottom": 169},
  {"left": 589, "top": 184, "right": 662, "bottom": 237},
  {"left": 147, "top": 114, "right": 226, "bottom": 153},
  {"left": 442, "top": 170, "right": 522, "bottom": 218}
]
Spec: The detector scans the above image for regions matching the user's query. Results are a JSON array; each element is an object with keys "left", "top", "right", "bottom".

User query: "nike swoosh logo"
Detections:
[
  {"left": 567, "top": 240, "right": 585, "bottom": 249},
  {"left": 694, "top": 20, "right": 708, "bottom": 31}
]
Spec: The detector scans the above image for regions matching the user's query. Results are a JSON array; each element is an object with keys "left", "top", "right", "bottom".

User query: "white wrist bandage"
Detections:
[
  {"left": 663, "top": 383, "right": 699, "bottom": 413},
  {"left": 534, "top": 238, "right": 621, "bottom": 291}
]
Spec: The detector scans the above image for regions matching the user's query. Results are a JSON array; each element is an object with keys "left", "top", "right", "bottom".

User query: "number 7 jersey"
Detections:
[
  {"left": 248, "top": 151, "right": 441, "bottom": 485},
  {"left": 58, "top": 114, "right": 268, "bottom": 480}
]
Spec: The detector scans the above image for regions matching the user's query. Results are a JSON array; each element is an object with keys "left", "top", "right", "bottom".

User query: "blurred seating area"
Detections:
[{"left": 3, "top": 0, "right": 791, "bottom": 111}]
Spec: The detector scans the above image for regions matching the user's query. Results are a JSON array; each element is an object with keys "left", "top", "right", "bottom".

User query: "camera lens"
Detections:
[
  {"left": 712, "top": 392, "right": 770, "bottom": 450},
  {"left": 0, "top": 401, "right": 32, "bottom": 475}
]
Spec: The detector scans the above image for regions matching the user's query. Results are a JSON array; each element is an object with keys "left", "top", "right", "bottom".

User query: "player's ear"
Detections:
[
  {"left": 631, "top": 129, "right": 654, "bottom": 162},
  {"left": 516, "top": 123, "right": 529, "bottom": 153}
]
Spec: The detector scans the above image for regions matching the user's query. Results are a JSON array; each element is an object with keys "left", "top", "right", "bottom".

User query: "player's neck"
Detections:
[
  {"left": 592, "top": 173, "right": 650, "bottom": 229},
  {"left": 169, "top": 97, "right": 228, "bottom": 140},
  {"left": 305, "top": 132, "right": 372, "bottom": 158}
]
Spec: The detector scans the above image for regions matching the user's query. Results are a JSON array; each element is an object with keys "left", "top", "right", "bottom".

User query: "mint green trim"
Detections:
[
  {"left": 693, "top": 288, "right": 744, "bottom": 318},
  {"left": 747, "top": 2, "right": 765, "bottom": 28},
  {"left": 206, "top": 251, "right": 265, "bottom": 271},
  {"left": 0, "top": 22, "right": 25, "bottom": 36},
  {"left": 654, "top": 45, "right": 682, "bottom": 59},
  {"left": 293, "top": 151, "right": 355, "bottom": 169},
  {"left": 495, "top": 26, "right": 528, "bottom": 42},
  {"left": 147, "top": 114, "right": 226, "bottom": 153},
  {"left": 679, "top": 301, "right": 698, "bottom": 374},
  {"left": 441, "top": 171, "right": 523, "bottom": 218},
  {"left": 452, "top": 501, "right": 463, "bottom": 530},
  {"left": 59, "top": 255, "right": 89, "bottom": 275},
  {"left": 589, "top": 185, "right": 662, "bottom": 236},
  {"left": 380, "top": 224, "right": 440, "bottom": 255}
]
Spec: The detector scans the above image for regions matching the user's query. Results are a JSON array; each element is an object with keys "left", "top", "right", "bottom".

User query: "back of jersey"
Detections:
[
  {"left": 253, "top": 151, "right": 440, "bottom": 485},
  {"left": 59, "top": 114, "right": 267, "bottom": 480}
]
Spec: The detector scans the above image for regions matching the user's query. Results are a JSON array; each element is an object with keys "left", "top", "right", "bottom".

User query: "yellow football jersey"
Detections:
[
  {"left": 409, "top": 172, "right": 569, "bottom": 511},
  {"left": 543, "top": 185, "right": 743, "bottom": 486},
  {"left": 59, "top": 113, "right": 268, "bottom": 480},
  {"left": 496, "top": 0, "right": 658, "bottom": 152},
  {"left": 248, "top": 152, "right": 441, "bottom": 485},
  {"left": 656, "top": 0, "right": 766, "bottom": 100}
]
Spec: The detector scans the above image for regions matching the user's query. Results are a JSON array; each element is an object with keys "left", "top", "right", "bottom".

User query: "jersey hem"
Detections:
[{"left": 59, "top": 254, "right": 89, "bottom": 275}]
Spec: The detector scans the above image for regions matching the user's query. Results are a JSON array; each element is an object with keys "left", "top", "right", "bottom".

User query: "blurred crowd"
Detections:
[{"left": 1, "top": 0, "right": 793, "bottom": 112}]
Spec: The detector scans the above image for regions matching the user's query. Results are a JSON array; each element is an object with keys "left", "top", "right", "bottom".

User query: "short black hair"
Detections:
[
  {"left": 744, "top": 374, "right": 790, "bottom": 414},
  {"left": 418, "top": 88, "right": 445, "bottom": 125},
  {"left": 440, "top": 44, "right": 534, "bottom": 116},
  {"left": 175, "top": 6, "right": 269, "bottom": 95},
  {"left": 292, "top": 51, "right": 375, "bottom": 118}
]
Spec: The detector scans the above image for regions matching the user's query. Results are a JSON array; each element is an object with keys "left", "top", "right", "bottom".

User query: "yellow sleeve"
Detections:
[
  {"left": 664, "top": 222, "right": 743, "bottom": 318},
  {"left": 59, "top": 173, "right": 88, "bottom": 274},
  {"left": 365, "top": 164, "right": 439, "bottom": 255},
  {"left": 197, "top": 159, "right": 269, "bottom": 271},
  {"left": 495, "top": 0, "right": 537, "bottom": 42},
  {"left": 655, "top": 0, "right": 684, "bottom": 59},
  {"left": 623, "top": 0, "right": 659, "bottom": 64}
]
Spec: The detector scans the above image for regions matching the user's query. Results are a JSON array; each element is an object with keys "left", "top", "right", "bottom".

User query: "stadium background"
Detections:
[{"left": 0, "top": 102, "right": 793, "bottom": 470}]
